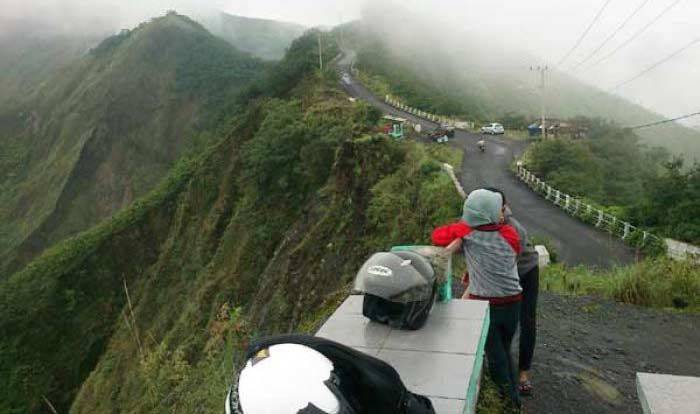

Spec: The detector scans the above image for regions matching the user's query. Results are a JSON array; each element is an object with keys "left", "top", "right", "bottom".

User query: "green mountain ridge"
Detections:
[
  {"left": 0, "top": 25, "right": 462, "bottom": 412},
  {"left": 0, "top": 12, "right": 265, "bottom": 275}
]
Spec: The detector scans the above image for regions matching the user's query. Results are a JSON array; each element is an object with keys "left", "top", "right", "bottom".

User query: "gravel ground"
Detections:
[
  {"left": 520, "top": 292, "right": 700, "bottom": 413},
  {"left": 453, "top": 281, "right": 700, "bottom": 413}
]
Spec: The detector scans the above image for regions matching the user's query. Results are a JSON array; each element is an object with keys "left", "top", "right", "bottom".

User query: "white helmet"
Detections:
[{"left": 226, "top": 343, "right": 354, "bottom": 414}]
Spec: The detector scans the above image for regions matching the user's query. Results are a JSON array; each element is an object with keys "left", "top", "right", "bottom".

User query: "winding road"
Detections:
[{"left": 339, "top": 53, "right": 635, "bottom": 268}]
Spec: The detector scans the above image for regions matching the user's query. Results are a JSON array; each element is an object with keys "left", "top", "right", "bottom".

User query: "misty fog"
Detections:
[{"left": 2, "top": 0, "right": 698, "bottom": 124}]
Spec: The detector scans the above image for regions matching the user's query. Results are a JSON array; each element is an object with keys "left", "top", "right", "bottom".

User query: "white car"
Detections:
[{"left": 481, "top": 123, "right": 505, "bottom": 135}]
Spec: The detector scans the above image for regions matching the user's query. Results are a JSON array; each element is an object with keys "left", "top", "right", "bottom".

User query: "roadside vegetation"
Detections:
[
  {"left": 542, "top": 258, "right": 700, "bottom": 312},
  {"left": 522, "top": 122, "right": 700, "bottom": 245}
]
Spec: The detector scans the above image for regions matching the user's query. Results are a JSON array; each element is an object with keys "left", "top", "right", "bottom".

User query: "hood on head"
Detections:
[{"left": 462, "top": 188, "right": 503, "bottom": 227}]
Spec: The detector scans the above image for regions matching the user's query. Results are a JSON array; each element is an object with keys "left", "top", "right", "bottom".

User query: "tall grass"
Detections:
[{"left": 541, "top": 258, "right": 700, "bottom": 311}]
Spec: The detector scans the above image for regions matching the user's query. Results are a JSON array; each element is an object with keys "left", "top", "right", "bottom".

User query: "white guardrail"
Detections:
[
  {"left": 516, "top": 164, "right": 648, "bottom": 243},
  {"left": 384, "top": 94, "right": 475, "bottom": 130},
  {"left": 516, "top": 164, "right": 700, "bottom": 261}
]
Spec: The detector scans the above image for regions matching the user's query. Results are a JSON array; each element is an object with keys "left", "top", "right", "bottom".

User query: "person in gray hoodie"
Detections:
[{"left": 432, "top": 188, "right": 522, "bottom": 409}]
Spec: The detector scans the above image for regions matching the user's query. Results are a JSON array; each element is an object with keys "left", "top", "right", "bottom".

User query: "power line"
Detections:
[
  {"left": 626, "top": 111, "right": 700, "bottom": 129},
  {"left": 609, "top": 36, "right": 700, "bottom": 91},
  {"left": 570, "top": 0, "right": 650, "bottom": 71},
  {"left": 588, "top": 0, "right": 683, "bottom": 69},
  {"left": 557, "top": 0, "right": 614, "bottom": 66}
]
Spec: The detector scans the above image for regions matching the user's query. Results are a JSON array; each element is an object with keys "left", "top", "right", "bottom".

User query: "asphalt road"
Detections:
[{"left": 339, "top": 56, "right": 635, "bottom": 268}]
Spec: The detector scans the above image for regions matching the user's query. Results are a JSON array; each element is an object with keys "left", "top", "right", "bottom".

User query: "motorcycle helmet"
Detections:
[{"left": 226, "top": 343, "right": 356, "bottom": 414}]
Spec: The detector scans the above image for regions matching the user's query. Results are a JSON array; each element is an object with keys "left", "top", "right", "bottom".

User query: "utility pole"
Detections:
[
  {"left": 318, "top": 31, "right": 323, "bottom": 71},
  {"left": 530, "top": 65, "right": 549, "bottom": 139}
]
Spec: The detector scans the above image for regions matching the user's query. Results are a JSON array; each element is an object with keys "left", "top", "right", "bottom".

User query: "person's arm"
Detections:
[{"left": 431, "top": 221, "right": 471, "bottom": 246}]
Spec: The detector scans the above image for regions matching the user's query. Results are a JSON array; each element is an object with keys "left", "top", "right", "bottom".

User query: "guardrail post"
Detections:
[
  {"left": 587, "top": 204, "right": 592, "bottom": 215},
  {"left": 546, "top": 186, "right": 552, "bottom": 199},
  {"left": 554, "top": 190, "right": 560, "bottom": 204},
  {"left": 623, "top": 223, "right": 630, "bottom": 239},
  {"left": 565, "top": 195, "right": 571, "bottom": 210},
  {"left": 611, "top": 216, "right": 617, "bottom": 234},
  {"left": 596, "top": 210, "right": 604, "bottom": 227},
  {"left": 642, "top": 231, "right": 648, "bottom": 245}
]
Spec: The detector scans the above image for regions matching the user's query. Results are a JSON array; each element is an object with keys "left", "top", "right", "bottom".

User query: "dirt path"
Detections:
[{"left": 521, "top": 292, "right": 700, "bottom": 413}]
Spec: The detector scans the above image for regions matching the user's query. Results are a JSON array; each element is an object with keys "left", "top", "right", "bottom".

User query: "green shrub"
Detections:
[
  {"left": 476, "top": 373, "right": 512, "bottom": 414},
  {"left": 364, "top": 142, "right": 463, "bottom": 251},
  {"left": 541, "top": 258, "right": 700, "bottom": 311}
]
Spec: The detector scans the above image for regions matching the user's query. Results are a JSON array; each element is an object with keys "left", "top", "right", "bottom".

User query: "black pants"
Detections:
[
  {"left": 519, "top": 266, "right": 539, "bottom": 372},
  {"left": 485, "top": 301, "right": 521, "bottom": 407}
]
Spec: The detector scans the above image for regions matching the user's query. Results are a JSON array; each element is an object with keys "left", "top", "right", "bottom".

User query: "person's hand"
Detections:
[{"left": 442, "top": 238, "right": 462, "bottom": 256}]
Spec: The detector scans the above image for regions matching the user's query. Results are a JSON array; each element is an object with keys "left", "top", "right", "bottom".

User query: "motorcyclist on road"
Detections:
[{"left": 477, "top": 139, "right": 486, "bottom": 152}]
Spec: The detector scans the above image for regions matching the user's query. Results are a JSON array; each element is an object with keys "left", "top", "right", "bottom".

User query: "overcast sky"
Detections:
[{"left": 2, "top": 0, "right": 698, "bottom": 124}]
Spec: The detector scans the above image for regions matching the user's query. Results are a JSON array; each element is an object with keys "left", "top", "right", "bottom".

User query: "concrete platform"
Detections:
[
  {"left": 636, "top": 373, "right": 700, "bottom": 414},
  {"left": 316, "top": 294, "right": 490, "bottom": 414}
]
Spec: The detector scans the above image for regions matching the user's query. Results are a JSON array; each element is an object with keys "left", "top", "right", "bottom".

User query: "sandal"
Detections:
[{"left": 518, "top": 380, "right": 533, "bottom": 396}]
